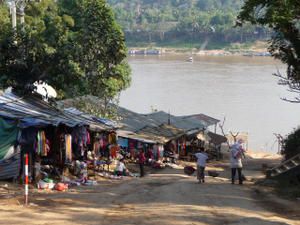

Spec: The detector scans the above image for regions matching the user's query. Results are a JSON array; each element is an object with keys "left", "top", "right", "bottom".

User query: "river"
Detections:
[{"left": 119, "top": 55, "right": 300, "bottom": 152}]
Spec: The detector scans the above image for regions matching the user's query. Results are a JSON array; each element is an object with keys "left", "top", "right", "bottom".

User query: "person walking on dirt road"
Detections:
[
  {"left": 195, "top": 147, "right": 208, "bottom": 183},
  {"left": 230, "top": 139, "right": 246, "bottom": 184}
]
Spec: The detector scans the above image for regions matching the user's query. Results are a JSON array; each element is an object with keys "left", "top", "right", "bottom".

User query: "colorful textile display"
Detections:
[
  {"left": 72, "top": 127, "right": 90, "bottom": 146},
  {"left": 93, "top": 141, "right": 100, "bottom": 156},
  {"left": 37, "top": 131, "right": 49, "bottom": 156},
  {"left": 65, "top": 134, "right": 72, "bottom": 163},
  {"left": 108, "top": 132, "right": 117, "bottom": 145},
  {"left": 109, "top": 145, "right": 119, "bottom": 159}
]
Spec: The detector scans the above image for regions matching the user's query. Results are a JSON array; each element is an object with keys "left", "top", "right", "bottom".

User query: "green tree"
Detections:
[
  {"left": 237, "top": 0, "right": 300, "bottom": 101},
  {"left": 107, "top": 0, "right": 263, "bottom": 48},
  {"left": 0, "top": 0, "right": 131, "bottom": 108}
]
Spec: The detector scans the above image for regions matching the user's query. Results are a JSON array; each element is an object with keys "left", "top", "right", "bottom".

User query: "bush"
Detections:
[{"left": 282, "top": 127, "right": 300, "bottom": 160}]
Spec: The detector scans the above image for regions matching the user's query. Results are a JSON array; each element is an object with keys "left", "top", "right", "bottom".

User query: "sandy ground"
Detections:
[{"left": 0, "top": 157, "right": 299, "bottom": 225}]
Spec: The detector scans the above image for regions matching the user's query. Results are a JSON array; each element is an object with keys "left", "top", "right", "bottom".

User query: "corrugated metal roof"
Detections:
[
  {"left": 57, "top": 95, "right": 217, "bottom": 143},
  {"left": 116, "top": 106, "right": 160, "bottom": 132},
  {"left": 136, "top": 124, "right": 186, "bottom": 143},
  {"left": 58, "top": 96, "right": 209, "bottom": 132},
  {"left": 144, "top": 111, "right": 205, "bottom": 131},
  {"left": 64, "top": 107, "right": 119, "bottom": 129},
  {"left": 0, "top": 92, "right": 111, "bottom": 131},
  {"left": 180, "top": 114, "right": 220, "bottom": 127},
  {"left": 117, "top": 130, "right": 157, "bottom": 144}
]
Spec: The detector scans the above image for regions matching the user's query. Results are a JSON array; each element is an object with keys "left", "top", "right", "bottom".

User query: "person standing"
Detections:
[
  {"left": 195, "top": 147, "right": 208, "bottom": 183},
  {"left": 115, "top": 158, "right": 127, "bottom": 176},
  {"left": 230, "top": 139, "right": 245, "bottom": 184},
  {"left": 138, "top": 149, "right": 146, "bottom": 177}
]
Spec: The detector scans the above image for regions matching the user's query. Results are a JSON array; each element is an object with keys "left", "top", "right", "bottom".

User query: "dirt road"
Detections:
[{"left": 0, "top": 160, "right": 299, "bottom": 225}]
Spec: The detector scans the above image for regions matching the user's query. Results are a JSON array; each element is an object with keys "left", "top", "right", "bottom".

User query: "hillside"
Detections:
[{"left": 107, "top": 0, "right": 270, "bottom": 49}]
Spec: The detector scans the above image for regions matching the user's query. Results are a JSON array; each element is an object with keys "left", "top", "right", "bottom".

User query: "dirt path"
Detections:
[{"left": 0, "top": 161, "right": 299, "bottom": 225}]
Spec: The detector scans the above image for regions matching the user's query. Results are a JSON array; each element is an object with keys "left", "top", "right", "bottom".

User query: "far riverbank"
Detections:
[
  {"left": 128, "top": 47, "right": 271, "bottom": 57},
  {"left": 127, "top": 41, "right": 270, "bottom": 56}
]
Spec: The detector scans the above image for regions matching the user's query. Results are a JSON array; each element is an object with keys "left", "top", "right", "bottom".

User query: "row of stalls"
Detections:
[
  {"left": 0, "top": 92, "right": 228, "bottom": 183},
  {"left": 60, "top": 95, "right": 228, "bottom": 163},
  {"left": 110, "top": 107, "right": 228, "bottom": 162},
  {"left": 0, "top": 91, "right": 118, "bottom": 182}
]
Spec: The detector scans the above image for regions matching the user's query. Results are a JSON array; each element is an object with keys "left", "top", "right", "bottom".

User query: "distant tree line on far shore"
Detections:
[{"left": 107, "top": 0, "right": 271, "bottom": 48}]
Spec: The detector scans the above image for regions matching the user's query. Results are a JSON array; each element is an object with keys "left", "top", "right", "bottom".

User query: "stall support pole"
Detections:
[{"left": 24, "top": 153, "right": 29, "bottom": 205}]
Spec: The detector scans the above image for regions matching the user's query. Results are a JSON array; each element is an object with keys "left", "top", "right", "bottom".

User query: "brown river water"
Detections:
[{"left": 120, "top": 55, "right": 300, "bottom": 152}]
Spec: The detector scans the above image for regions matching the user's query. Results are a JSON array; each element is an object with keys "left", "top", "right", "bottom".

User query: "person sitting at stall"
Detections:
[{"left": 114, "top": 158, "right": 128, "bottom": 176}]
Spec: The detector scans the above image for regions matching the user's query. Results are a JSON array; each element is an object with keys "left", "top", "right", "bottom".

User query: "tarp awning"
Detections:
[{"left": 0, "top": 118, "right": 19, "bottom": 160}]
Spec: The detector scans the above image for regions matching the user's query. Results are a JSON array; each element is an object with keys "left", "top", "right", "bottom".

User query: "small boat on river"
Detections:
[{"left": 187, "top": 56, "right": 193, "bottom": 62}]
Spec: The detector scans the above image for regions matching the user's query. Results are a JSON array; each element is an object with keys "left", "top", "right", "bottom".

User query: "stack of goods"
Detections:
[
  {"left": 37, "top": 178, "right": 55, "bottom": 190},
  {"left": 152, "top": 161, "right": 165, "bottom": 169}
]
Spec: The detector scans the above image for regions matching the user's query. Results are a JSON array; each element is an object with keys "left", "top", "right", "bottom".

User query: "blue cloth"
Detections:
[{"left": 118, "top": 137, "right": 128, "bottom": 148}]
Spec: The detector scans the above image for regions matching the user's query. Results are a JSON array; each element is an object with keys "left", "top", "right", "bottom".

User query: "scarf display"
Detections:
[
  {"left": 37, "top": 131, "right": 49, "bottom": 156},
  {"left": 65, "top": 134, "right": 72, "bottom": 163}
]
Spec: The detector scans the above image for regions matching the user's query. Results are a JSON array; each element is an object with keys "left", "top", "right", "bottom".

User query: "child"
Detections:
[
  {"left": 115, "top": 158, "right": 127, "bottom": 176},
  {"left": 195, "top": 147, "right": 208, "bottom": 183}
]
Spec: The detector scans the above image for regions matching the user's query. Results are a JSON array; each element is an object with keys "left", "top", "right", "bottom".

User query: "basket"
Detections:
[{"left": 184, "top": 166, "right": 195, "bottom": 175}]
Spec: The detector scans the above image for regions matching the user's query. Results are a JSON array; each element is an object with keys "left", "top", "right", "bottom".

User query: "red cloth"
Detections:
[
  {"left": 147, "top": 150, "right": 153, "bottom": 159},
  {"left": 110, "top": 145, "right": 119, "bottom": 158},
  {"left": 138, "top": 152, "right": 146, "bottom": 164}
]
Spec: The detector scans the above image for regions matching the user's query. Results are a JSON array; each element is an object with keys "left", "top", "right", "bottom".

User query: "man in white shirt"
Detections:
[{"left": 195, "top": 147, "right": 208, "bottom": 183}]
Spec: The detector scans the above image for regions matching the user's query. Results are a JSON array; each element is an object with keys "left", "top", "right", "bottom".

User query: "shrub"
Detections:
[{"left": 282, "top": 127, "right": 300, "bottom": 160}]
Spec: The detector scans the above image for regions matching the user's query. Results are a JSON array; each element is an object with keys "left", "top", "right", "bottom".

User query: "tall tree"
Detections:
[
  {"left": 0, "top": 0, "right": 131, "bottom": 106},
  {"left": 237, "top": 0, "right": 300, "bottom": 101}
]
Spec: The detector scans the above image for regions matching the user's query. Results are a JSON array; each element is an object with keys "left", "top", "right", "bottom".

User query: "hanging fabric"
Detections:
[
  {"left": 93, "top": 140, "right": 100, "bottom": 156},
  {"left": 109, "top": 144, "right": 119, "bottom": 159},
  {"left": 65, "top": 134, "right": 72, "bottom": 163},
  {"left": 87, "top": 131, "right": 91, "bottom": 145},
  {"left": 108, "top": 132, "right": 117, "bottom": 145},
  {"left": 37, "top": 131, "right": 48, "bottom": 156}
]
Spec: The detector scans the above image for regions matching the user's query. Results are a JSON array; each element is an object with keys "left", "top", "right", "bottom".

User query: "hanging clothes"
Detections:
[
  {"left": 99, "top": 138, "right": 104, "bottom": 149},
  {"left": 71, "top": 127, "right": 89, "bottom": 146},
  {"left": 117, "top": 137, "right": 128, "bottom": 148},
  {"left": 87, "top": 131, "right": 91, "bottom": 145},
  {"left": 37, "top": 131, "right": 48, "bottom": 156},
  {"left": 93, "top": 140, "right": 100, "bottom": 156},
  {"left": 108, "top": 132, "right": 117, "bottom": 145},
  {"left": 65, "top": 134, "right": 72, "bottom": 163},
  {"left": 109, "top": 144, "right": 119, "bottom": 159},
  {"left": 152, "top": 144, "right": 158, "bottom": 160}
]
